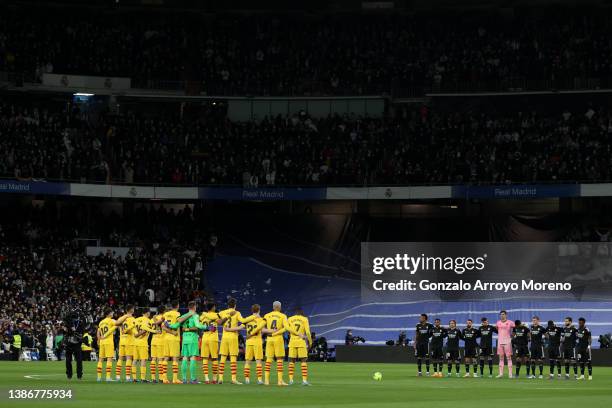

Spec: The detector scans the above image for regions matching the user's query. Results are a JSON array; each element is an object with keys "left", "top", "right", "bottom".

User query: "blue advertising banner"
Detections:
[
  {"left": 199, "top": 187, "right": 327, "bottom": 201},
  {"left": 452, "top": 184, "right": 580, "bottom": 199},
  {"left": 0, "top": 179, "right": 70, "bottom": 195}
]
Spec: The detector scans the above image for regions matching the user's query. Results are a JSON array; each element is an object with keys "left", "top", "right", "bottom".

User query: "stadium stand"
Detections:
[
  {"left": 2, "top": 8, "right": 612, "bottom": 95},
  {"left": 2, "top": 96, "right": 612, "bottom": 185}
]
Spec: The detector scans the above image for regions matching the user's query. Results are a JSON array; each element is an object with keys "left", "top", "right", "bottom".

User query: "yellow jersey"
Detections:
[
  {"left": 151, "top": 313, "right": 165, "bottom": 346},
  {"left": 134, "top": 316, "right": 156, "bottom": 347},
  {"left": 263, "top": 311, "right": 289, "bottom": 342},
  {"left": 97, "top": 318, "right": 116, "bottom": 346},
  {"left": 119, "top": 314, "right": 136, "bottom": 345},
  {"left": 200, "top": 311, "right": 221, "bottom": 341},
  {"left": 162, "top": 310, "right": 181, "bottom": 341},
  {"left": 218, "top": 308, "right": 255, "bottom": 339},
  {"left": 245, "top": 316, "right": 266, "bottom": 345},
  {"left": 287, "top": 314, "right": 311, "bottom": 348}
]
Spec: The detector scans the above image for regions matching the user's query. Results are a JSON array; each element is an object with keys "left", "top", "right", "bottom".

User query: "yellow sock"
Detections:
[
  {"left": 288, "top": 362, "right": 295, "bottom": 381},
  {"left": 276, "top": 360, "right": 284, "bottom": 383},
  {"left": 218, "top": 356, "right": 226, "bottom": 382},
  {"left": 126, "top": 360, "right": 132, "bottom": 380},
  {"left": 265, "top": 360, "right": 271, "bottom": 383},
  {"left": 212, "top": 360, "right": 218, "bottom": 381},
  {"left": 105, "top": 362, "right": 111, "bottom": 379},
  {"left": 256, "top": 362, "right": 263, "bottom": 381},
  {"left": 116, "top": 359, "right": 123, "bottom": 379},
  {"left": 172, "top": 361, "right": 179, "bottom": 381},
  {"left": 141, "top": 365, "right": 147, "bottom": 381},
  {"left": 244, "top": 362, "right": 250, "bottom": 381},
  {"left": 230, "top": 357, "right": 237, "bottom": 382},
  {"left": 301, "top": 362, "right": 308, "bottom": 382},
  {"left": 202, "top": 358, "right": 209, "bottom": 381},
  {"left": 97, "top": 361, "right": 103, "bottom": 380},
  {"left": 162, "top": 361, "right": 168, "bottom": 382}
]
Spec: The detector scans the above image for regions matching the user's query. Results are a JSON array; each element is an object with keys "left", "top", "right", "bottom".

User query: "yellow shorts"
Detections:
[
  {"left": 200, "top": 339, "right": 219, "bottom": 359},
  {"left": 99, "top": 343, "right": 115, "bottom": 359},
  {"left": 245, "top": 343, "right": 264, "bottom": 361},
  {"left": 219, "top": 337, "right": 239, "bottom": 356},
  {"left": 288, "top": 346, "right": 308, "bottom": 359},
  {"left": 150, "top": 343, "right": 165, "bottom": 358},
  {"left": 265, "top": 339, "right": 285, "bottom": 359},
  {"left": 134, "top": 345, "right": 149, "bottom": 360},
  {"left": 165, "top": 340, "right": 180, "bottom": 358},
  {"left": 118, "top": 343, "right": 134, "bottom": 358}
]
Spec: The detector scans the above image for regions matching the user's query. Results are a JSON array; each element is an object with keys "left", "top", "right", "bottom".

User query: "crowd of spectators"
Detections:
[
  {"left": 0, "top": 202, "right": 215, "bottom": 358},
  {"left": 2, "top": 9, "right": 612, "bottom": 95},
  {"left": 2, "top": 96, "right": 612, "bottom": 185}
]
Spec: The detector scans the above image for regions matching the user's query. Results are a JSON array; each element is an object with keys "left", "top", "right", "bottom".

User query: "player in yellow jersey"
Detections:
[
  {"left": 217, "top": 297, "right": 256, "bottom": 384},
  {"left": 263, "top": 300, "right": 291, "bottom": 386},
  {"left": 149, "top": 305, "right": 166, "bottom": 383},
  {"left": 199, "top": 302, "right": 223, "bottom": 384},
  {"left": 116, "top": 304, "right": 136, "bottom": 381},
  {"left": 243, "top": 304, "right": 275, "bottom": 385},
  {"left": 287, "top": 308, "right": 312, "bottom": 386},
  {"left": 134, "top": 309, "right": 157, "bottom": 383},
  {"left": 96, "top": 307, "right": 127, "bottom": 382},
  {"left": 162, "top": 301, "right": 182, "bottom": 384}
]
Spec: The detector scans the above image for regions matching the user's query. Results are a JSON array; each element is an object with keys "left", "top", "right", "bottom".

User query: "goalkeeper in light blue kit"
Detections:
[{"left": 166, "top": 301, "right": 209, "bottom": 383}]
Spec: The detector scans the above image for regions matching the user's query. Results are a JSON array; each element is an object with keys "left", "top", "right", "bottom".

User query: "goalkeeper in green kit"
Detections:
[{"left": 166, "top": 301, "right": 209, "bottom": 383}]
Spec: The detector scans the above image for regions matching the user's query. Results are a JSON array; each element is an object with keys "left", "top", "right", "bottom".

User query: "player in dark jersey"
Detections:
[
  {"left": 414, "top": 314, "right": 433, "bottom": 376},
  {"left": 528, "top": 316, "right": 546, "bottom": 379},
  {"left": 512, "top": 320, "right": 530, "bottom": 378},
  {"left": 429, "top": 318, "right": 446, "bottom": 378},
  {"left": 561, "top": 316, "right": 578, "bottom": 379},
  {"left": 546, "top": 320, "right": 562, "bottom": 379},
  {"left": 445, "top": 320, "right": 462, "bottom": 377},
  {"left": 576, "top": 317, "right": 592, "bottom": 380},
  {"left": 477, "top": 317, "right": 497, "bottom": 377},
  {"left": 462, "top": 319, "right": 480, "bottom": 377}
]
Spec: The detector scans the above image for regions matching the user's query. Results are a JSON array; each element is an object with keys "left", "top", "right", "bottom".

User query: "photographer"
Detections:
[
  {"left": 345, "top": 330, "right": 366, "bottom": 346},
  {"left": 62, "top": 310, "right": 85, "bottom": 380}
]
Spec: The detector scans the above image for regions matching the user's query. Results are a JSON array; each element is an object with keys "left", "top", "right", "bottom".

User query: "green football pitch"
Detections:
[{"left": 0, "top": 361, "right": 609, "bottom": 408}]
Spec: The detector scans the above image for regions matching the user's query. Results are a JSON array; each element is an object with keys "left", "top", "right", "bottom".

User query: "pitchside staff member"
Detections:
[
  {"left": 512, "top": 320, "right": 530, "bottom": 378},
  {"left": 547, "top": 320, "right": 562, "bottom": 378},
  {"left": 562, "top": 317, "right": 578, "bottom": 379},
  {"left": 414, "top": 314, "right": 433, "bottom": 376},
  {"left": 576, "top": 317, "right": 592, "bottom": 380},
  {"left": 445, "top": 320, "right": 462, "bottom": 377},
  {"left": 529, "top": 316, "right": 546, "bottom": 379},
  {"left": 429, "top": 319, "right": 446, "bottom": 377},
  {"left": 462, "top": 319, "right": 479, "bottom": 377},
  {"left": 477, "top": 317, "right": 497, "bottom": 377}
]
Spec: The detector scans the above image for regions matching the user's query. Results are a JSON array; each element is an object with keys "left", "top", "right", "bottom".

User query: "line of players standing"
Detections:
[{"left": 414, "top": 312, "right": 593, "bottom": 380}]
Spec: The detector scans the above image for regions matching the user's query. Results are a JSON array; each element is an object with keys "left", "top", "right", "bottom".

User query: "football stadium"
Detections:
[{"left": 2, "top": 0, "right": 612, "bottom": 407}]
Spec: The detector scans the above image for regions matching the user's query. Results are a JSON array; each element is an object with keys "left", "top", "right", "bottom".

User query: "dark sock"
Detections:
[
  {"left": 417, "top": 359, "right": 422, "bottom": 373},
  {"left": 516, "top": 362, "right": 521, "bottom": 376},
  {"left": 573, "top": 363, "right": 577, "bottom": 375},
  {"left": 565, "top": 362, "right": 570, "bottom": 374},
  {"left": 525, "top": 362, "right": 530, "bottom": 376},
  {"left": 587, "top": 363, "right": 592, "bottom": 376},
  {"left": 539, "top": 363, "right": 543, "bottom": 375},
  {"left": 557, "top": 361, "right": 561, "bottom": 374},
  {"left": 488, "top": 359, "right": 493, "bottom": 375},
  {"left": 465, "top": 364, "right": 470, "bottom": 373},
  {"left": 447, "top": 363, "right": 452, "bottom": 373},
  {"left": 549, "top": 360, "right": 555, "bottom": 374},
  {"left": 580, "top": 363, "right": 585, "bottom": 375},
  {"left": 479, "top": 360, "right": 484, "bottom": 375},
  {"left": 425, "top": 359, "right": 430, "bottom": 372},
  {"left": 455, "top": 363, "right": 460, "bottom": 373}
]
